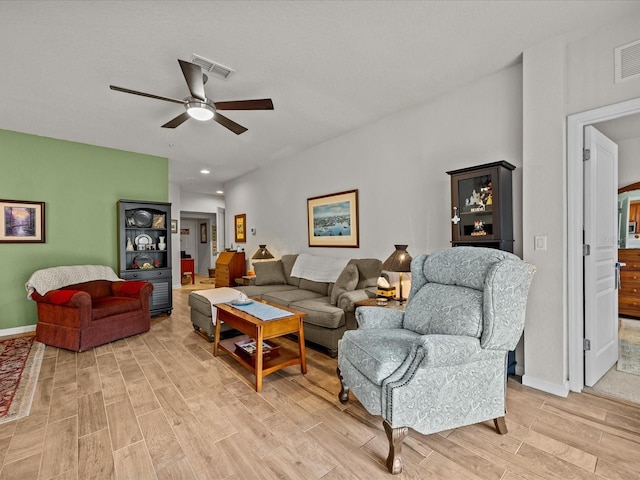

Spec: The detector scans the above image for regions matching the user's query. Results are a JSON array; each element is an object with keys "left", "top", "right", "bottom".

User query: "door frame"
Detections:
[{"left": 567, "top": 97, "right": 640, "bottom": 393}]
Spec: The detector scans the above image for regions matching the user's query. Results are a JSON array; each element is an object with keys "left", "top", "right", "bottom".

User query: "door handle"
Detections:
[{"left": 616, "top": 262, "right": 626, "bottom": 290}]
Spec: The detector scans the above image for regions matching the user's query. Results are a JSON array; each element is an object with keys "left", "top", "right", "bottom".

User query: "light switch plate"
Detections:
[{"left": 534, "top": 235, "right": 547, "bottom": 251}]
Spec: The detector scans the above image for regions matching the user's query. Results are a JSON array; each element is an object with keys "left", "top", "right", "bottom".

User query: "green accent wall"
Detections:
[{"left": 0, "top": 129, "right": 168, "bottom": 330}]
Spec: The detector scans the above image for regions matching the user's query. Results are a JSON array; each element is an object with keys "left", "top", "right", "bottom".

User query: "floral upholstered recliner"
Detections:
[{"left": 337, "top": 247, "right": 536, "bottom": 474}]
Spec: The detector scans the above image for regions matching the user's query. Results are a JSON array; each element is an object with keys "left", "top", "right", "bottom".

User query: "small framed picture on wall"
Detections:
[
  {"left": 0, "top": 199, "right": 46, "bottom": 243},
  {"left": 235, "top": 213, "right": 246, "bottom": 243}
]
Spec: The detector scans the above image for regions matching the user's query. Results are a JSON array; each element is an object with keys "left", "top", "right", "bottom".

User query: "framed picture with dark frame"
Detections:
[
  {"left": 234, "top": 213, "right": 246, "bottom": 243},
  {"left": 307, "top": 189, "right": 359, "bottom": 247},
  {"left": 171, "top": 219, "right": 178, "bottom": 234},
  {"left": 630, "top": 221, "right": 637, "bottom": 234},
  {"left": 200, "top": 223, "right": 207, "bottom": 243},
  {"left": 0, "top": 199, "right": 46, "bottom": 243}
]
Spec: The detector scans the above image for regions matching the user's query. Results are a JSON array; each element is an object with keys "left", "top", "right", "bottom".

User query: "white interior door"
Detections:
[{"left": 584, "top": 125, "right": 619, "bottom": 387}]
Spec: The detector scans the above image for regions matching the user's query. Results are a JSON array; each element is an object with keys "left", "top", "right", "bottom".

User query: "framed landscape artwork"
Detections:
[
  {"left": 235, "top": 213, "right": 246, "bottom": 243},
  {"left": 307, "top": 189, "right": 359, "bottom": 247},
  {"left": 0, "top": 199, "right": 46, "bottom": 243}
]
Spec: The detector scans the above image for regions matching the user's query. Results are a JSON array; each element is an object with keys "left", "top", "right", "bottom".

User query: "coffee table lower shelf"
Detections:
[{"left": 217, "top": 335, "right": 305, "bottom": 387}]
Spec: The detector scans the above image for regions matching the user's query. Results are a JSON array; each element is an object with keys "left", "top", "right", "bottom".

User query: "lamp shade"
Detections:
[
  {"left": 381, "top": 245, "right": 412, "bottom": 272},
  {"left": 252, "top": 244, "right": 274, "bottom": 260}
]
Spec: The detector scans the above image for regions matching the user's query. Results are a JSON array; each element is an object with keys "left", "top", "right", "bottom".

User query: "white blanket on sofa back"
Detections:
[
  {"left": 290, "top": 253, "right": 349, "bottom": 283},
  {"left": 25, "top": 265, "right": 122, "bottom": 298}
]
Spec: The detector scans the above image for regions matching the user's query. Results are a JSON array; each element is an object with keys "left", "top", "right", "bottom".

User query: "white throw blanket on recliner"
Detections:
[
  {"left": 290, "top": 253, "right": 349, "bottom": 283},
  {"left": 25, "top": 265, "right": 122, "bottom": 298}
]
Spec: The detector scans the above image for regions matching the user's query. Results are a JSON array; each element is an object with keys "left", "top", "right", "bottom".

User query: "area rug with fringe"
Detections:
[
  {"left": 0, "top": 336, "right": 44, "bottom": 424},
  {"left": 618, "top": 318, "right": 640, "bottom": 376}
]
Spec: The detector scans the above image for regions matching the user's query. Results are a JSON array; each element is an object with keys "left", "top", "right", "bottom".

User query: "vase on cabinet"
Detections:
[{"left": 158, "top": 236, "right": 166, "bottom": 251}]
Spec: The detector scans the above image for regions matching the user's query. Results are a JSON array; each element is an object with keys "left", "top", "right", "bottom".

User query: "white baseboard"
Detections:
[
  {"left": 521, "top": 374, "right": 569, "bottom": 397},
  {"left": 0, "top": 325, "right": 36, "bottom": 337}
]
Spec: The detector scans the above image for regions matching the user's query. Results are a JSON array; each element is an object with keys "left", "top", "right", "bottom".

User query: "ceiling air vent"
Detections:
[
  {"left": 615, "top": 39, "right": 640, "bottom": 83},
  {"left": 191, "top": 54, "right": 235, "bottom": 80}
]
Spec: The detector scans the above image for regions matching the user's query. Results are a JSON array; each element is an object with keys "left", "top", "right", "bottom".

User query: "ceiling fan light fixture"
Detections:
[{"left": 186, "top": 101, "right": 214, "bottom": 121}]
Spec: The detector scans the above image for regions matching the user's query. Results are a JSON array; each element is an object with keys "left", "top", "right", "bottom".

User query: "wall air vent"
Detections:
[
  {"left": 191, "top": 54, "right": 235, "bottom": 80},
  {"left": 615, "top": 39, "right": 640, "bottom": 83}
]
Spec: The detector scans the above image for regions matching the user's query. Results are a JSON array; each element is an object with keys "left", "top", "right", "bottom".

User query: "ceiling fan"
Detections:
[{"left": 110, "top": 59, "right": 273, "bottom": 135}]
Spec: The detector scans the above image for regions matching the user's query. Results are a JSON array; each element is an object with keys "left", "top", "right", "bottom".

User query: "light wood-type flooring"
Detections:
[{"left": 2, "top": 277, "right": 640, "bottom": 479}]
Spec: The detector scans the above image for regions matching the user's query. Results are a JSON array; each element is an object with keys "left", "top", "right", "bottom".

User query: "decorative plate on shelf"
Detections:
[
  {"left": 134, "top": 233, "right": 153, "bottom": 248},
  {"left": 231, "top": 299, "right": 254, "bottom": 306},
  {"left": 132, "top": 209, "right": 153, "bottom": 227},
  {"left": 132, "top": 254, "right": 154, "bottom": 269}
]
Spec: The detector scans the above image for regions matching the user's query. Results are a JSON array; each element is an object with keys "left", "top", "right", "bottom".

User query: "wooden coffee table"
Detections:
[{"left": 214, "top": 299, "right": 307, "bottom": 392}]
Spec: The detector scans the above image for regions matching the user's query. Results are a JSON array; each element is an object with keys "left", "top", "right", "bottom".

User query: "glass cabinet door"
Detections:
[
  {"left": 452, "top": 167, "right": 498, "bottom": 241},
  {"left": 447, "top": 160, "right": 514, "bottom": 252}
]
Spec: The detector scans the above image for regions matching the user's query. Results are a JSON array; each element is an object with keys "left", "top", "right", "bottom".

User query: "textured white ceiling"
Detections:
[{"left": 2, "top": 1, "right": 639, "bottom": 195}]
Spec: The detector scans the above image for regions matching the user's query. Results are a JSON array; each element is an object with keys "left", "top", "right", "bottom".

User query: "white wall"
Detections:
[
  {"left": 226, "top": 64, "right": 523, "bottom": 265},
  {"left": 180, "top": 214, "right": 216, "bottom": 275},
  {"left": 618, "top": 137, "right": 640, "bottom": 187},
  {"left": 521, "top": 12, "right": 640, "bottom": 395},
  {"left": 169, "top": 182, "right": 182, "bottom": 289},
  {"left": 521, "top": 37, "right": 567, "bottom": 395},
  {"left": 226, "top": 64, "right": 526, "bottom": 370},
  {"left": 168, "top": 186, "right": 226, "bottom": 285},
  {"left": 180, "top": 191, "right": 225, "bottom": 213},
  {"left": 224, "top": 12, "right": 640, "bottom": 396}
]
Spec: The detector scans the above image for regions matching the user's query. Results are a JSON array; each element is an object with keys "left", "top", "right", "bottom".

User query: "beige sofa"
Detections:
[{"left": 189, "top": 254, "right": 381, "bottom": 357}]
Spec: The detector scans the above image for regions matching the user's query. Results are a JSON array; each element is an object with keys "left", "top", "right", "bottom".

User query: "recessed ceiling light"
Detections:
[
  {"left": 200, "top": 169, "right": 210, "bottom": 174},
  {"left": 216, "top": 190, "right": 224, "bottom": 195}
]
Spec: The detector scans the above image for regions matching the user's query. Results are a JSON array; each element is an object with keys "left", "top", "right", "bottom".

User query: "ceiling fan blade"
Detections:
[
  {"left": 178, "top": 59, "right": 206, "bottom": 101},
  {"left": 214, "top": 112, "right": 248, "bottom": 135},
  {"left": 161, "top": 112, "right": 191, "bottom": 129},
  {"left": 109, "top": 85, "right": 185, "bottom": 105},
  {"left": 214, "top": 99, "right": 274, "bottom": 110}
]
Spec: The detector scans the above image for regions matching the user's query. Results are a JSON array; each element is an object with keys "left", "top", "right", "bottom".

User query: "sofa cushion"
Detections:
[
  {"left": 298, "top": 278, "right": 329, "bottom": 296},
  {"left": 330, "top": 263, "right": 359, "bottom": 305},
  {"left": 92, "top": 297, "right": 141, "bottom": 320},
  {"left": 263, "top": 289, "right": 324, "bottom": 307},
  {"left": 117, "top": 281, "right": 149, "bottom": 295},
  {"left": 64, "top": 280, "right": 114, "bottom": 299},
  {"left": 233, "top": 284, "right": 298, "bottom": 299},
  {"left": 253, "top": 260, "right": 287, "bottom": 286},
  {"left": 348, "top": 258, "right": 382, "bottom": 290},
  {"left": 281, "top": 254, "right": 300, "bottom": 287},
  {"left": 49, "top": 290, "right": 79, "bottom": 304},
  {"left": 291, "top": 297, "right": 346, "bottom": 329}
]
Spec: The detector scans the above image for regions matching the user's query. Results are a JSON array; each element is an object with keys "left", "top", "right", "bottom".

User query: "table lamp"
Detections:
[
  {"left": 251, "top": 244, "right": 274, "bottom": 261},
  {"left": 381, "top": 245, "right": 412, "bottom": 304}
]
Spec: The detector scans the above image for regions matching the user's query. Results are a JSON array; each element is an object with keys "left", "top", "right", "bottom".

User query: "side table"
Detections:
[
  {"left": 180, "top": 258, "right": 195, "bottom": 285},
  {"left": 235, "top": 275, "right": 255, "bottom": 286},
  {"left": 354, "top": 297, "right": 406, "bottom": 311}
]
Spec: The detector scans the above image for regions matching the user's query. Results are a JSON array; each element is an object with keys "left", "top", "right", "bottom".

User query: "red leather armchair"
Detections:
[{"left": 32, "top": 279, "right": 153, "bottom": 352}]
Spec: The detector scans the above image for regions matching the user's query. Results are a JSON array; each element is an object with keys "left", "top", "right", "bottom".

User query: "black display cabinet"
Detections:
[{"left": 117, "top": 199, "right": 172, "bottom": 316}]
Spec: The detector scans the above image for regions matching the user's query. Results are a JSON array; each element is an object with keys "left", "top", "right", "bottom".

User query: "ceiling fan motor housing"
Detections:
[{"left": 185, "top": 98, "right": 215, "bottom": 121}]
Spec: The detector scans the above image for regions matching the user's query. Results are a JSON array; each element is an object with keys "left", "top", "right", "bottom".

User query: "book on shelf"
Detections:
[{"left": 235, "top": 340, "right": 272, "bottom": 355}]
